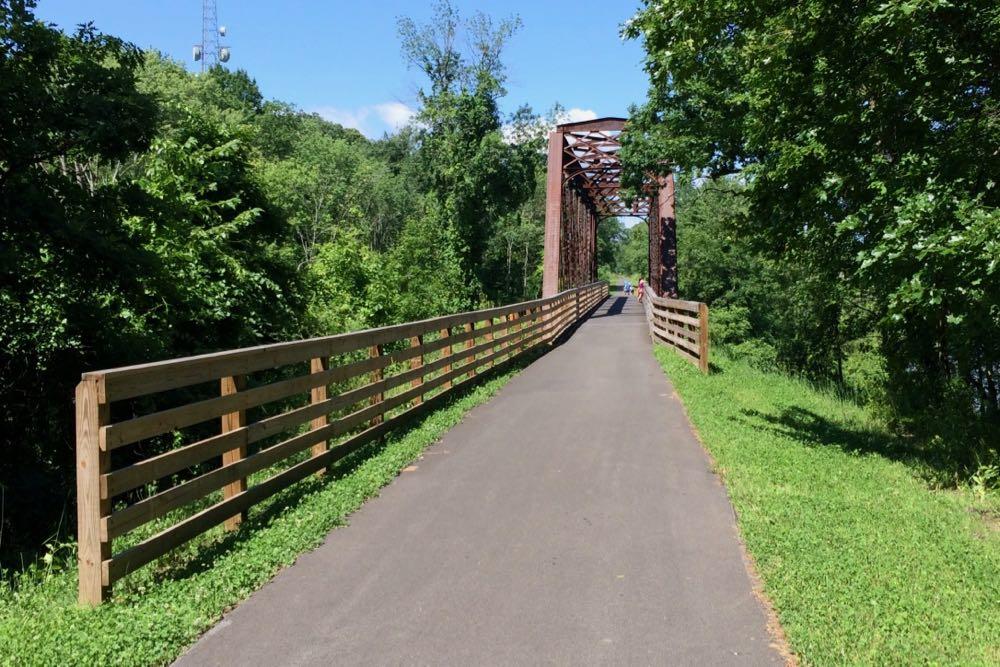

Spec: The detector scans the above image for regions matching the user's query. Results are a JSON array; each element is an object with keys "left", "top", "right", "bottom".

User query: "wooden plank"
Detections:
[
  {"left": 409, "top": 335, "right": 423, "bottom": 406},
  {"left": 103, "top": 330, "right": 507, "bottom": 453},
  {"left": 76, "top": 377, "right": 110, "bottom": 605},
  {"left": 651, "top": 317, "right": 699, "bottom": 347},
  {"left": 659, "top": 339, "right": 702, "bottom": 367},
  {"left": 548, "top": 301, "right": 562, "bottom": 340},
  {"left": 514, "top": 308, "right": 536, "bottom": 354},
  {"left": 649, "top": 294, "right": 701, "bottom": 313},
  {"left": 502, "top": 313, "right": 515, "bottom": 352},
  {"left": 105, "top": 417, "right": 396, "bottom": 583},
  {"left": 651, "top": 330, "right": 702, "bottom": 367},
  {"left": 106, "top": 418, "right": 329, "bottom": 540},
  {"left": 549, "top": 300, "right": 577, "bottom": 341},
  {"left": 106, "top": 332, "right": 488, "bottom": 497},
  {"left": 310, "top": 357, "right": 330, "bottom": 475},
  {"left": 103, "top": 428, "right": 247, "bottom": 498},
  {"left": 654, "top": 309, "right": 700, "bottom": 328},
  {"left": 241, "top": 322, "right": 541, "bottom": 448},
  {"left": 651, "top": 322, "right": 702, "bottom": 356},
  {"left": 220, "top": 375, "right": 247, "bottom": 531},
  {"left": 89, "top": 283, "right": 603, "bottom": 404}
]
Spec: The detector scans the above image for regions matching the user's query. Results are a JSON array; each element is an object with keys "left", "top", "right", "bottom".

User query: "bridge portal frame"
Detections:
[{"left": 542, "top": 117, "right": 676, "bottom": 298}]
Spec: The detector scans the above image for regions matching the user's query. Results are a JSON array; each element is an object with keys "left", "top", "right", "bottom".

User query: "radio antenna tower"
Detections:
[{"left": 192, "top": 0, "right": 231, "bottom": 72}]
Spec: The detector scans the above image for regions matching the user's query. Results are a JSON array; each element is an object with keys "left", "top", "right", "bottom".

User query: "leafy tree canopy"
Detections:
[{"left": 622, "top": 0, "right": 1000, "bottom": 418}]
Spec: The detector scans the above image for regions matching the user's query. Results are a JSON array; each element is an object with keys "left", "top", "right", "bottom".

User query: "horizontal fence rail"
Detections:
[
  {"left": 641, "top": 285, "right": 709, "bottom": 373},
  {"left": 75, "top": 282, "right": 608, "bottom": 605}
]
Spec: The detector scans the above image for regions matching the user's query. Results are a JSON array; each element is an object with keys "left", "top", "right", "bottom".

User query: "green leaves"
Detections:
[
  {"left": 625, "top": 0, "right": 1000, "bottom": 420},
  {"left": 397, "top": 2, "right": 537, "bottom": 303}
]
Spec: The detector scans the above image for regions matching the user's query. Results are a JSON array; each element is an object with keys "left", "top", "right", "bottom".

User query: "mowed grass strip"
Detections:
[
  {"left": 0, "top": 365, "right": 527, "bottom": 666},
  {"left": 654, "top": 347, "right": 1000, "bottom": 666}
]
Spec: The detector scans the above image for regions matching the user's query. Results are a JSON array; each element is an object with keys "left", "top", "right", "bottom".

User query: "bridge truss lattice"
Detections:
[{"left": 542, "top": 117, "right": 677, "bottom": 298}]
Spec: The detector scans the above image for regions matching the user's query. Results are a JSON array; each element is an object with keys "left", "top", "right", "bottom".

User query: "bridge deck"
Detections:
[{"left": 178, "top": 292, "right": 782, "bottom": 665}]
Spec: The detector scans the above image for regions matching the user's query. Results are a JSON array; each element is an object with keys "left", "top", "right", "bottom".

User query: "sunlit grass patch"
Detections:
[{"left": 654, "top": 346, "right": 1000, "bottom": 666}]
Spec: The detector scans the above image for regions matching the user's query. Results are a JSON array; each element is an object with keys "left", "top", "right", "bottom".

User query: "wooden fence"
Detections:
[
  {"left": 640, "top": 285, "right": 709, "bottom": 373},
  {"left": 75, "top": 281, "right": 608, "bottom": 605}
]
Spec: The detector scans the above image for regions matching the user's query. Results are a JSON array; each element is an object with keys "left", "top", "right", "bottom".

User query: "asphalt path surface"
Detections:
[{"left": 178, "top": 292, "right": 783, "bottom": 665}]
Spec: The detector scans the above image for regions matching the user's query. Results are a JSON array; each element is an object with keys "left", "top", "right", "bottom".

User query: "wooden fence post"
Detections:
[
  {"left": 440, "top": 327, "right": 452, "bottom": 390},
  {"left": 221, "top": 375, "right": 247, "bottom": 530},
  {"left": 503, "top": 312, "right": 515, "bottom": 356},
  {"left": 369, "top": 344, "right": 384, "bottom": 425},
  {"left": 76, "top": 376, "right": 110, "bottom": 605},
  {"left": 465, "top": 322, "right": 476, "bottom": 379},
  {"left": 698, "top": 303, "right": 710, "bottom": 374},
  {"left": 410, "top": 335, "right": 424, "bottom": 405},
  {"left": 310, "top": 357, "right": 329, "bottom": 475},
  {"left": 483, "top": 319, "right": 495, "bottom": 370}
]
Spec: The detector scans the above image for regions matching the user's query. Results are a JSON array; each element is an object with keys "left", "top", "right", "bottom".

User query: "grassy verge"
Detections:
[
  {"left": 654, "top": 346, "right": 1000, "bottom": 666},
  {"left": 0, "top": 363, "right": 528, "bottom": 666}
]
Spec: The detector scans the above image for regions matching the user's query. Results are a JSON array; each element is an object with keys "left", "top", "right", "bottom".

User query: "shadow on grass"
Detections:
[
  {"left": 135, "top": 346, "right": 551, "bottom": 594},
  {"left": 735, "top": 405, "right": 972, "bottom": 484}
]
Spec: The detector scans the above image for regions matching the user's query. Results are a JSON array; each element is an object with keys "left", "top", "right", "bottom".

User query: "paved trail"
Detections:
[{"left": 178, "top": 291, "right": 782, "bottom": 666}]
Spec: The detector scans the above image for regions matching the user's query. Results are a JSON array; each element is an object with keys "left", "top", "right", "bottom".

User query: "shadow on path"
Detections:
[{"left": 590, "top": 296, "right": 626, "bottom": 317}]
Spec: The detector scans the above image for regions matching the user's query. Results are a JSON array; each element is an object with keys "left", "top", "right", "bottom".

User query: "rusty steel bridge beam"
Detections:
[
  {"left": 542, "top": 129, "right": 565, "bottom": 297},
  {"left": 541, "top": 116, "right": 677, "bottom": 298}
]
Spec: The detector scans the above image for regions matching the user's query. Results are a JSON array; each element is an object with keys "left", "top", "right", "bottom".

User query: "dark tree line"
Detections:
[{"left": 0, "top": 0, "right": 554, "bottom": 565}]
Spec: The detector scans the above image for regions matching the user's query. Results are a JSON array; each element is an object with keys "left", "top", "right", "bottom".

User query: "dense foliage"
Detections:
[
  {"left": 622, "top": 0, "right": 999, "bottom": 478},
  {"left": 0, "top": 1, "right": 551, "bottom": 565}
]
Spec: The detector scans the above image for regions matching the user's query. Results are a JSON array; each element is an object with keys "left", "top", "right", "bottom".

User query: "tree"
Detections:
[
  {"left": 0, "top": 17, "right": 303, "bottom": 563},
  {"left": 397, "top": 1, "right": 536, "bottom": 301},
  {"left": 374, "top": 198, "right": 469, "bottom": 323},
  {"left": 1, "top": 0, "right": 156, "bottom": 561},
  {"left": 623, "top": 0, "right": 1000, "bottom": 421},
  {"left": 616, "top": 223, "right": 649, "bottom": 278}
]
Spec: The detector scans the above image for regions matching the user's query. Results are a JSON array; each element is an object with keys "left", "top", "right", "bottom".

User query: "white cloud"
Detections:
[
  {"left": 559, "top": 107, "right": 598, "bottom": 124},
  {"left": 310, "top": 102, "right": 417, "bottom": 137},
  {"left": 373, "top": 102, "right": 416, "bottom": 130},
  {"left": 311, "top": 106, "right": 370, "bottom": 132}
]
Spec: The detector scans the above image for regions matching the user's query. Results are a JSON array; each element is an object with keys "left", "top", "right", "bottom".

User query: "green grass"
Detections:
[
  {"left": 0, "top": 364, "right": 527, "bottom": 666},
  {"left": 654, "top": 346, "right": 1000, "bottom": 666}
]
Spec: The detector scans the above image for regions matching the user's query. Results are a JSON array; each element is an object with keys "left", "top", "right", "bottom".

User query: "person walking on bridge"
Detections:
[
  {"left": 636, "top": 278, "right": 646, "bottom": 303},
  {"left": 623, "top": 278, "right": 631, "bottom": 296}
]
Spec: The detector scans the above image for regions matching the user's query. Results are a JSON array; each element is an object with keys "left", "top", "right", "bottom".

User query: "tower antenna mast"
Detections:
[{"left": 192, "top": 0, "right": 231, "bottom": 72}]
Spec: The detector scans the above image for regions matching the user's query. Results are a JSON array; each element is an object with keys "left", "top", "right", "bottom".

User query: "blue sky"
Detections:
[{"left": 35, "top": 1, "right": 651, "bottom": 138}]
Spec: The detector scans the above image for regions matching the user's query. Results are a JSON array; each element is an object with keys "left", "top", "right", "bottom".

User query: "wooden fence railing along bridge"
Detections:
[{"left": 73, "top": 282, "right": 708, "bottom": 605}]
